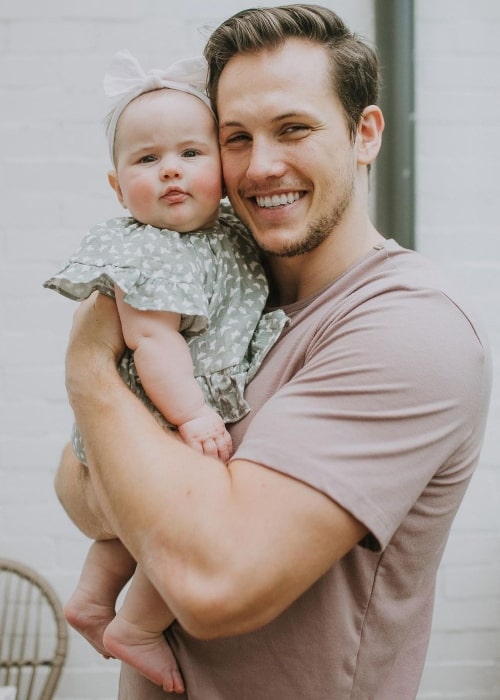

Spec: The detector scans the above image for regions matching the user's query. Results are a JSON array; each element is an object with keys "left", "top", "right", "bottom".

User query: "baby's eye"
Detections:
[
  {"left": 182, "top": 149, "right": 199, "bottom": 158},
  {"left": 138, "top": 154, "right": 157, "bottom": 164}
]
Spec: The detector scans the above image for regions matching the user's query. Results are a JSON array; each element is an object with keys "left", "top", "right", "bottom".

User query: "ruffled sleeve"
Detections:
[{"left": 44, "top": 217, "right": 212, "bottom": 335}]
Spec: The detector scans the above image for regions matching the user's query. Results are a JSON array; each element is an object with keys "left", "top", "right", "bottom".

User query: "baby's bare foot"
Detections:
[
  {"left": 64, "top": 589, "right": 116, "bottom": 658},
  {"left": 103, "top": 616, "right": 185, "bottom": 694}
]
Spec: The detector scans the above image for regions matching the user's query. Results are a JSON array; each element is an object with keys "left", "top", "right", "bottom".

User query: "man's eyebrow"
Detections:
[
  {"left": 220, "top": 111, "right": 310, "bottom": 129},
  {"left": 219, "top": 120, "right": 244, "bottom": 129},
  {"left": 273, "top": 111, "right": 308, "bottom": 121}
]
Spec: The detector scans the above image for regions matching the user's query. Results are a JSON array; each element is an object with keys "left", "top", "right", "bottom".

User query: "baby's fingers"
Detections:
[
  {"left": 213, "top": 431, "right": 233, "bottom": 464},
  {"left": 201, "top": 438, "right": 219, "bottom": 460}
]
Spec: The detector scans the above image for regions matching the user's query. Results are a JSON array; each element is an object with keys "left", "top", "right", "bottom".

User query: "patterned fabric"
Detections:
[{"left": 45, "top": 210, "right": 288, "bottom": 461}]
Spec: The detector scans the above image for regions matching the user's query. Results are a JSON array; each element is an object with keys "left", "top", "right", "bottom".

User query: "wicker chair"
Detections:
[{"left": 0, "top": 559, "right": 68, "bottom": 700}]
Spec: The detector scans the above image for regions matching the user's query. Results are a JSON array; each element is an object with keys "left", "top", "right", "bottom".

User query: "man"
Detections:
[{"left": 56, "top": 5, "right": 491, "bottom": 698}]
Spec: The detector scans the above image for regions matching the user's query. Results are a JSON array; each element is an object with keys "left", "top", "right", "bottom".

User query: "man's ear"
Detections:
[
  {"left": 107, "top": 170, "right": 126, "bottom": 208},
  {"left": 356, "top": 105, "right": 384, "bottom": 166}
]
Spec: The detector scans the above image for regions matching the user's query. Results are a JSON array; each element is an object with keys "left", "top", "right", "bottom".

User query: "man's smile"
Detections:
[{"left": 255, "top": 192, "right": 302, "bottom": 208}]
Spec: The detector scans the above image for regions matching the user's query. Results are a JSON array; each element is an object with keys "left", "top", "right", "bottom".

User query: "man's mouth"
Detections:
[{"left": 255, "top": 192, "right": 301, "bottom": 208}]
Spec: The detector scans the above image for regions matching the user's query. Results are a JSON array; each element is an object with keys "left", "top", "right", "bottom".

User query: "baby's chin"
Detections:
[{"left": 150, "top": 212, "right": 219, "bottom": 233}]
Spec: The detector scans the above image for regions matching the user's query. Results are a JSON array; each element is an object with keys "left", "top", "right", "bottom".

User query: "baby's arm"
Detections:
[{"left": 115, "top": 287, "right": 232, "bottom": 462}]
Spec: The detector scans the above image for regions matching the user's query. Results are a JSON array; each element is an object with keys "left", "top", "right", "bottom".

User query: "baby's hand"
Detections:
[{"left": 178, "top": 406, "right": 233, "bottom": 463}]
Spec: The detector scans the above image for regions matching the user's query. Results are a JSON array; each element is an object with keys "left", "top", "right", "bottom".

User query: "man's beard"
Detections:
[
  {"left": 260, "top": 214, "right": 336, "bottom": 258},
  {"left": 252, "top": 177, "right": 354, "bottom": 259}
]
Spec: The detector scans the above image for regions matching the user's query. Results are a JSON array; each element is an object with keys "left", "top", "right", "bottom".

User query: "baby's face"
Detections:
[{"left": 110, "top": 89, "right": 223, "bottom": 232}]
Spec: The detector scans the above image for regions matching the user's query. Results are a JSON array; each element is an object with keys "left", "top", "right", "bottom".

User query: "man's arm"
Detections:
[
  {"left": 54, "top": 443, "right": 116, "bottom": 541},
  {"left": 62, "top": 293, "right": 367, "bottom": 640}
]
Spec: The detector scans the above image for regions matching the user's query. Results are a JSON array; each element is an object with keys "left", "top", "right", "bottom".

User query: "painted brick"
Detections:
[{"left": 1, "top": 1, "right": 499, "bottom": 699}]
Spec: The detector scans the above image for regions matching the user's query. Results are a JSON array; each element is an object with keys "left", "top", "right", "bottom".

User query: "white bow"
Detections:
[{"left": 103, "top": 49, "right": 213, "bottom": 165}]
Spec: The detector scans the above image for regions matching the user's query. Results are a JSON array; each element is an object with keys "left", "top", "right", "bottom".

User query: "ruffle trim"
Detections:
[{"left": 44, "top": 262, "right": 209, "bottom": 334}]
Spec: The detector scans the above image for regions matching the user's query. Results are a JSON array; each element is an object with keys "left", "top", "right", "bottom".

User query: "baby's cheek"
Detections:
[
  {"left": 204, "top": 178, "right": 225, "bottom": 203},
  {"left": 130, "top": 179, "right": 155, "bottom": 200},
  {"left": 126, "top": 180, "right": 155, "bottom": 211}
]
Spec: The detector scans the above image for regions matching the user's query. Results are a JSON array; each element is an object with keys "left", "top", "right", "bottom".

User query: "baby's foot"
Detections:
[
  {"left": 64, "top": 587, "right": 116, "bottom": 658},
  {"left": 103, "top": 615, "right": 185, "bottom": 694}
]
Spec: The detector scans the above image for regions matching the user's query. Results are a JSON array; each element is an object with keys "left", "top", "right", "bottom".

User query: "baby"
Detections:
[{"left": 45, "top": 50, "right": 288, "bottom": 694}]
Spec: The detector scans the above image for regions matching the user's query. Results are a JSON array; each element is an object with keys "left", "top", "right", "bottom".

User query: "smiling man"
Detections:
[
  {"left": 218, "top": 39, "right": 369, "bottom": 265},
  {"left": 55, "top": 5, "right": 491, "bottom": 699}
]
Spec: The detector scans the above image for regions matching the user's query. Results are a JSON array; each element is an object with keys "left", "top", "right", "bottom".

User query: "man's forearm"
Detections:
[
  {"left": 55, "top": 442, "right": 116, "bottom": 540},
  {"left": 68, "top": 359, "right": 231, "bottom": 570},
  {"left": 66, "top": 364, "right": 365, "bottom": 639}
]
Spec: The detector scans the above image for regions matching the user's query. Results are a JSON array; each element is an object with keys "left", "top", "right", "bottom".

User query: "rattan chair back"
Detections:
[{"left": 0, "top": 559, "right": 68, "bottom": 700}]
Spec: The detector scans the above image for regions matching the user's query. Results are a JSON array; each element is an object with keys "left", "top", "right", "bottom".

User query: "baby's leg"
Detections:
[
  {"left": 103, "top": 566, "right": 184, "bottom": 694},
  {"left": 64, "top": 539, "right": 136, "bottom": 657}
]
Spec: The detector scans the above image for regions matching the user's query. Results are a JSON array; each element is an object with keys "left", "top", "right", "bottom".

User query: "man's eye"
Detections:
[
  {"left": 282, "top": 125, "right": 311, "bottom": 137},
  {"left": 223, "top": 133, "right": 251, "bottom": 147}
]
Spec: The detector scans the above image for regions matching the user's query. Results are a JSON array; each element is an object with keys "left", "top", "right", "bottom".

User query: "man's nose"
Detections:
[{"left": 246, "top": 138, "right": 286, "bottom": 181}]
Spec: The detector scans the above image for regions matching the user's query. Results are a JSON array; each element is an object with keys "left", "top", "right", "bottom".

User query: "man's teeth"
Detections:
[{"left": 256, "top": 192, "right": 300, "bottom": 208}]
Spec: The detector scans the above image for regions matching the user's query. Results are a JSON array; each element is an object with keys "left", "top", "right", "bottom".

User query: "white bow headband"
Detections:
[{"left": 103, "top": 49, "right": 214, "bottom": 166}]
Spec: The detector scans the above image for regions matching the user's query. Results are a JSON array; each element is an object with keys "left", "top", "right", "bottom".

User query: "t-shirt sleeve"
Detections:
[{"left": 233, "top": 289, "right": 490, "bottom": 551}]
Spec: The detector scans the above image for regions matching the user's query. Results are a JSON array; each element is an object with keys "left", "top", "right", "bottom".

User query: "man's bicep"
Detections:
[
  {"left": 173, "top": 458, "right": 367, "bottom": 638},
  {"left": 225, "top": 458, "right": 367, "bottom": 627}
]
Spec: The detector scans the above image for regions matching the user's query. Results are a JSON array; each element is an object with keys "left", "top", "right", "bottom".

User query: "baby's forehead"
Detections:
[
  {"left": 114, "top": 87, "right": 218, "bottom": 153},
  {"left": 127, "top": 88, "right": 213, "bottom": 119},
  {"left": 117, "top": 88, "right": 217, "bottom": 142}
]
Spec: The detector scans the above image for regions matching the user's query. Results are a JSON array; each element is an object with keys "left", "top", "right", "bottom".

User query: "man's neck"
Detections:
[{"left": 266, "top": 219, "right": 384, "bottom": 307}]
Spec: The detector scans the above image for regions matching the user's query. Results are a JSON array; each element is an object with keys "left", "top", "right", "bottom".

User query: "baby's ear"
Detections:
[{"left": 107, "top": 170, "right": 126, "bottom": 208}]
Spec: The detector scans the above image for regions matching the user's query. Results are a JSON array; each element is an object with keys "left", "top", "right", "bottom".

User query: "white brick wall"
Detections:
[
  {"left": 415, "top": 1, "right": 500, "bottom": 698},
  {"left": 0, "top": 1, "right": 498, "bottom": 698}
]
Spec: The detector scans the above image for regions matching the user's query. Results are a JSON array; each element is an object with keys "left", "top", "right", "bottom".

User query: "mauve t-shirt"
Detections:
[{"left": 118, "top": 240, "right": 491, "bottom": 700}]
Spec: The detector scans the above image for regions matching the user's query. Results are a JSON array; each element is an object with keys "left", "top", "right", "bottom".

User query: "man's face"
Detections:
[{"left": 217, "top": 38, "right": 357, "bottom": 258}]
